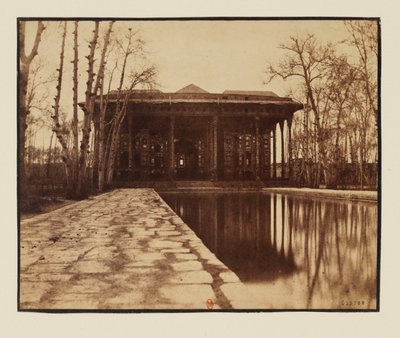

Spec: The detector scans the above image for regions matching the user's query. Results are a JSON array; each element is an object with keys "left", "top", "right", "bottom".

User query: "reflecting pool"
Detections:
[{"left": 160, "top": 192, "right": 378, "bottom": 309}]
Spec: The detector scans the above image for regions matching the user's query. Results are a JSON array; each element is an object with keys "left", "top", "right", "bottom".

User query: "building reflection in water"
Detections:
[{"left": 160, "top": 192, "right": 377, "bottom": 309}]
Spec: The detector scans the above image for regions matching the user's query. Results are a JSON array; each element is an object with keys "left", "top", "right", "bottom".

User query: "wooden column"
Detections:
[
  {"left": 272, "top": 125, "right": 277, "bottom": 179},
  {"left": 213, "top": 198, "right": 218, "bottom": 254},
  {"left": 279, "top": 120, "right": 285, "bottom": 179},
  {"left": 281, "top": 195, "right": 286, "bottom": 256},
  {"left": 288, "top": 196, "right": 293, "bottom": 256},
  {"left": 264, "top": 193, "right": 272, "bottom": 246},
  {"left": 255, "top": 116, "right": 260, "bottom": 180},
  {"left": 212, "top": 115, "right": 218, "bottom": 181},
  {"left": 169, "top": 116, "right": 175, "bottom": 180},
  {"left": 208, "top": 117, "right": 214, "bottom": 179},
  {"left": 255, "top": 193, "right": 260, "bottom": 255},
  {"left": 287, "top": 116, "right": 293, "bottom": 181},
  {"left": 273, "top": 193, "right": 277, "bottom": 248},
  {"left": 207, "top": 118, "right": 211, "bottom": 179},
  {"left": 265, "top": 128, "right": 271, "bottom": 180},
  {"left": 128, "top": 114, "right": 133, "bottom": 176}
]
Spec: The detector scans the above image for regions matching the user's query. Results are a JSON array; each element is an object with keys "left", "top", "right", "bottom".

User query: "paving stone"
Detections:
[
  {"left": 149, "top": 240, "right": 183, "bottom": 248},
  {"left": 103, "top": 291, "right": 145, "bottom": 306},
  {"left": 20, "top": 255, "right": 42, "bottom": 268},
  {"left": 22, "top": 273, "right": 72, "bottom": 283},
  {"left": 188, "top": 240, "right": 205, "bottom": 248},
  {"left": 83, "top": 248, "right": 116, "bottom": 260},
  {"left": 71, "top": 260, "right": 111, "bottom": 273},
  {"left": 133, "top": 229, "right": 155, "bottom": 236},
  {"left": 161, "top": 248, "right": 191, "bottom": 254},
  {"left": 48, "top": 298, "right": 100, "bottom": 309},
  {"left": 219, "top": 271, "right": 241, "bottom": 283},
  {"left": 68, "top": 277, "right": 111, "bottom": 292},
  {"left": 20, "top": 282, "right": 52, "bottom": 303},
  {"left": 123, "top": 268, "right": 158, "bottom": 275},
  {"left": 220, "top": 283, "right": 256, "bottom": 309},
  {"left": 42, "top": 251, "right": 83, "bottom": 263},
  {"left": 174, "top": 253, "right": 198, "bottom": 260},
  {"left": 25, "top": 263, "right": 69, "bottom": 274},
  {"left": 168, "top": 271, "right": 213, "bottom": 284},
  {"left": 134, "top": 252, "right": 165, "bottom": 262},
  {"left": 171, "top": 217, "right": 185, "bottom": 225},
  {"left": 157, "top": 226, "right": 177, "bottom": 232},
  {"left": 156, "top": 230, "right": 181, "bottom": 237},
  {"left": 159, "top": 284, "right": 215, "bottom": 309},
  {"left": 206, "top": 257, "right": 225, "bottom": 267},
  {"left": 172, "top": 261, "right": 203, "bottom": 271},
  {"left": 123, "top": 247, "right": 145, "bottom": 255},
  {"left": 125, "top": 261, "right": 156, "bottom": 268}
]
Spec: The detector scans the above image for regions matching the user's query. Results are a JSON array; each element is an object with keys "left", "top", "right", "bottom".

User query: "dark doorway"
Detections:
[
  {"left": 174, "top": 116, "right": 210, "bottom": 180},
  {"left": 175, "top": 139, "right": 198, "bottom": 179}
]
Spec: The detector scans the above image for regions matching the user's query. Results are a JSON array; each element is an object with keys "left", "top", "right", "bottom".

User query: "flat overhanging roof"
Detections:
[
  {"left": 98, "top": 85, "right": 302, "bottom": 107},
  {"left": 88, "top": 85, "right": 304, "bottom": 115}
]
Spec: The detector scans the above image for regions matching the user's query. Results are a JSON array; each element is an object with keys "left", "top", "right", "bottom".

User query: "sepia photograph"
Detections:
[{"left": 18, "top": 18, "right": 379, "bottom": 311}]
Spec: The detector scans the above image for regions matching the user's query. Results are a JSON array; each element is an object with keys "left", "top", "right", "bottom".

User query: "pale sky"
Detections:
[
  {"left": 134, "top": 20, "right": 353, "bottom": 94},
  {"left": 23, "top": 19, "right": 363, "bottom": 146}
]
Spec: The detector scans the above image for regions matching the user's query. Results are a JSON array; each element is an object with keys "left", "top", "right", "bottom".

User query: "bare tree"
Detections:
[
  {"left": 323, "top": 55, "right": 358, "bottom": 187},
  {"left": 71, "top": 21, "right": 79, "bottom": 194},
  {"left": 19, "top": 20, "right": 45, "bottom": 195},
  {"left": 266, "top": 35, "right": 335, "bottom": 187},
  {"left": 267, "top": 29, "right": 377, "bottom": 189},
  {"left": 50, "top": 22, "right": 74, "bottom": 195},
  {"left": 96, "top": 60, "right": 117, "bottom": 191},
  {"left": 77, "top": 21, "right": 114, "bottom": 198},
  {"left": 97, "top": 28, "right": 157, "bottom": 190},
  {"left": 46, "top": 131, "right": 55, "bottom": 178},
  {"left": 345, "top": 20, "right": 378, "bottom": 189},
  {"left": 345, "top": 20, "right": 378, "bottom": 128},
  {"left": 23, "top": 57, "right": 55, "bottom": 177},
  {"left": 25, "top": 113, "right": 46, "bottom": 177},
  {"left": 25, "top": 22, "right": 157, "bottom": 198},
  {"left": 26, "top": 58, "right": 55, "bottom": 116},
  {"left": 104, "top": 66, "right": 156, "bottom": 187}
]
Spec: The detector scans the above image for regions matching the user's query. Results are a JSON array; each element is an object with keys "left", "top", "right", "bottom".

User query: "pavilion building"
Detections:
[{"left": 99, "top": 84, "right": 303, "bottom": 186}]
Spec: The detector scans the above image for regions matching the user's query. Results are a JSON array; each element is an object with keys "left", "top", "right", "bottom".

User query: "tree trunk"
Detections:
[
  {"left": 77, "top": 21, "right": 113, "bottom": 199},
  {"left": 18, "top": 21, "right": 45, "bottom": 198},
  {"left": 46, "top": 132, "right": 54, "bottom": 177},
  {"left": 19, "top": 63, "right": 29, "bottom": 192},
  {"left": 96, "top": 27, "right": 155, "bottom": 191},
  {"left": 99, "top": 123, "right": 113, "bottom": 191},
  {"left": 97, "top": 77, "right": 110, "bottom": 191},
  {"left": 105, "top": 111, "right": 124, "bottom": 187},
  {"left": 50, "top": 21, "right": 74, "bottom": 197},
  {"left": 104, "top": 90, "right": 135, "bottom": 187},
  {"left": 360, "top": 148, "right": 364, "bottom": 190},
  {"left": 72, "top": 21, "right": 79, "bottom": 193},
  {"left": 77, "top": 22, "right": 100, "bottom": 199}
]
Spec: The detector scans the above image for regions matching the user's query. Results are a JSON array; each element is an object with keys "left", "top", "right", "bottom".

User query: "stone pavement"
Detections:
[
  {"left": 20, "top": 189, "right": 255, "bottom": 310},
  {"left": 263, "top": 187, "right": 377, "bottom": 202}
]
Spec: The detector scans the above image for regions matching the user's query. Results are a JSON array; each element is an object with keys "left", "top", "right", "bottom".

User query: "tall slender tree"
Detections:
[
  {"left": 19, "top": 21, "right": 45, "bottom": 196},
  {"left": 71, "top": 21, "right": 79, "bottom": 194},
  {"left": 267, "top": 35, "right": 335, "bottom": 187},
  {"left": 77, "top": 21, "right": 114, "bottom": 198},
  {"left": 345, "top": 21, "right": 378, "bottom": 128},
  {"left": 50, "top": 22, "right": 74, "bottom": 194}
]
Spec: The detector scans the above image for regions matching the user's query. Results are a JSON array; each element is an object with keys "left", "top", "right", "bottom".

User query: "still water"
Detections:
[{"left": 160, "top": 192, "right": 378, "bottom": 309}]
